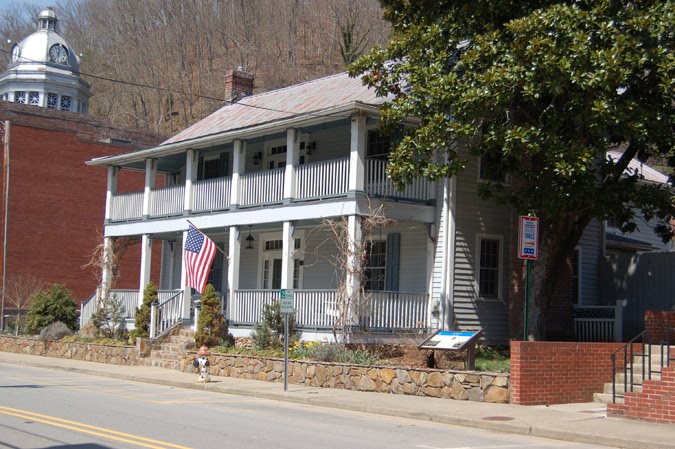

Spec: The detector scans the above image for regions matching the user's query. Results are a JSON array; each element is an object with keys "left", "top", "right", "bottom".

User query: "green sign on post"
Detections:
[{"left": 280, "top": 289, "right": 294, "bottom": 313}]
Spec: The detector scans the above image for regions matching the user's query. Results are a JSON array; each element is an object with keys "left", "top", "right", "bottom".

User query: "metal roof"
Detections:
[
  {"left": 163, "top": 71, "right": 387, "bottom": 146},
  {"left": 607, "top": 150, "right": 671, "bottom": 185}
]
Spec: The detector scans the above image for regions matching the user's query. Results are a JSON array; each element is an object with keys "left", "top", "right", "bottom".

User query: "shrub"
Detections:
[
  {"left": 90, "top": 295, "right": 127, "bottom": 340},
  {"left": 251, "top": 300, "right": 300, "bottom": 350},
  {"left": 38, "top": 321, "right": 74, "bottom": 341},
  {"left": 291, "top": 341, "right": 379, "bottom": 365},
  {"left": 194, "top": 284, "right": 233, "bottom": 348},
  {"left": 25, "top": 284, "right": 77, "bottom": 334},
  {"left": 130, "top": 282, "right": 157, "bottom": 340}
]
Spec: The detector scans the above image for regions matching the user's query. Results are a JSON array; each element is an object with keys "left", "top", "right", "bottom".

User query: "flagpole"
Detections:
[{"left": 186, "top": 219, "right": 229, "bottom": 257}]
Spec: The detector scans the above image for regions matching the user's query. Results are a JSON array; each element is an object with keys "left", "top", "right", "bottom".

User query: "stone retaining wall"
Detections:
[
  {"left": 0, "top": 336, "right": 138, "bottom": 366},
  {"left": 184, "top": 353, "right": 510, "bottom": 403}
]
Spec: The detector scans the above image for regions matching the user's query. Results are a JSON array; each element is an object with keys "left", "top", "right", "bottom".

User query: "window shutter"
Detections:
[
  {"left": 211, "top": 244, "right": 224, "bottom": 293},
  {"left": 385, "top": 233, "right": 400, "bottom": 291}
]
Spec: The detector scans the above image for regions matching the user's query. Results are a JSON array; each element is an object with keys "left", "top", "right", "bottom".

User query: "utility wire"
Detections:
[{"left": 0, "top": 47, "right": 359, "bottom": 120}]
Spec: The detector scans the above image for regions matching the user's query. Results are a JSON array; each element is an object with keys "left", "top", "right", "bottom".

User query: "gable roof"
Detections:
[
  {"left": 164, "top": 71, "right": 386, "bottom": 146},
  {"left": 607, "top": 150, "right": 671, "bottom": 185}
]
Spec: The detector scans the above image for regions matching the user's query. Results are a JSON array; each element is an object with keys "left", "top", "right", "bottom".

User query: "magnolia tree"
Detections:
[{"left": 351, "top": 0, "right": 674, "bottom": 340}]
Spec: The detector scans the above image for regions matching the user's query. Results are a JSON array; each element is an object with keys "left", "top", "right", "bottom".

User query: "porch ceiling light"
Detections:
[{"left": 245, "top": 225, "right": 255, "bottom": 249}]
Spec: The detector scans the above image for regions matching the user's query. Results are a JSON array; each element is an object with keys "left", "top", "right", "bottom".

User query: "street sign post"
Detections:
[
  {"left": 518, "top": 216, "right": 539, "bottom": 340},
  {"left": 279, "top": 289, "right": 294, "bottom": 391}
]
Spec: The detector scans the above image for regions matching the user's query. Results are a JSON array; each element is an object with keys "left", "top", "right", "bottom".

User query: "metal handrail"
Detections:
[{"left": 611, "top": 316, "right": 674, "bottom": 403}]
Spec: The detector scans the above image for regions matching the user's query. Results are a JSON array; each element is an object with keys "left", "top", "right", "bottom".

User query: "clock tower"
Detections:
[{"left": 0, "top": 7, "right": 91, "bottom": 113}]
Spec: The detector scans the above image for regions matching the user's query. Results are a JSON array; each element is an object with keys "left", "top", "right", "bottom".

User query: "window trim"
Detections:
[
  {"left": 263, "top": 135, "right": 308, "bottom": 170},
  {"left": 474, "top": 233, "right": 504, "bottom": 302},
  {"left": 477, "top": 152, "right": 510, "bottom": 184},
  {"left": 257, "top": 230, "right": 305, "bottom": 289}
]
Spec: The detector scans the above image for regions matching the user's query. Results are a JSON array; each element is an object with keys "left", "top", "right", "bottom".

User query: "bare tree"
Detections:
[
  {"left": 5, "top": 274, "right": 43, "bottom": 335},
  {"left": 82, "top": 233, "right": 138, "bottom": 307},
  {"left": 310, "top": 203, "right": 393, "bottom": 343}
]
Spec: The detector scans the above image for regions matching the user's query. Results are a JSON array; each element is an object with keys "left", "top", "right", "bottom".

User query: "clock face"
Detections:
[
  {"left": 49, "top": 44, "right": 68, "bottom": 64},
  {"left": 10, "top": 44, "right": 19, "bottom": 62}
]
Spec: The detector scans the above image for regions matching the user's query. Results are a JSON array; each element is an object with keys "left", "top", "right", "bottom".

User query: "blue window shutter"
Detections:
[{"left": 385, "top": 233, "right": 400, "bottom": 291}]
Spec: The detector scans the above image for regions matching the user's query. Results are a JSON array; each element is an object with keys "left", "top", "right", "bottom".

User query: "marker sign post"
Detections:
[
  {"left": 280, "top": 289, "right": 294, "bottom": 391},
  {"left": 518, "top": 216, "right": 539, "bottom": 340},
  {"left": 418, "top": 330, "right": 483, "bottom": 370}
]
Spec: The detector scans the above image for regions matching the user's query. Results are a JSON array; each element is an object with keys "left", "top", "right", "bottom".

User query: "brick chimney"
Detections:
[{"left": 225, "top": 66, "right": 254, "bottom": 103}]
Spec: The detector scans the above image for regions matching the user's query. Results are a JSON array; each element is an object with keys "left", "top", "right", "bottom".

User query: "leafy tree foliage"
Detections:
[
  {"left": 352, "top": 0, "right": 674, "bottom": 339},
  {"left": 25, "top": 284, "right": 77, "bottom": 334},
  {"left": 194, "top": 284, "right": 232, "bottom": 348},
  {"left": 130, "top": 281, "right": 157, "bottom": 340}
]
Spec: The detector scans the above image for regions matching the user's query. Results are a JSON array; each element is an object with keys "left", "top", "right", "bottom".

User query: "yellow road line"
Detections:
[{"left": 0, "top": 405, "right": 193, "bottom": 449}]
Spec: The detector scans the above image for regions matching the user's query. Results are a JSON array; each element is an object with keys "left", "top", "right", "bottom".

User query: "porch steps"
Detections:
[
  {"left": 143, "top": 326, "right": 195, "bottom": 371},
  {"left": 593, "top": 345, "right": 673, "bottom": 405}
]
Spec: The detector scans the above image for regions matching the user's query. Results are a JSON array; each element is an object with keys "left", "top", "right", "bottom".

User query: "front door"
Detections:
[{"left": 263, "top": 258, "right": 283, "bottom": 290}]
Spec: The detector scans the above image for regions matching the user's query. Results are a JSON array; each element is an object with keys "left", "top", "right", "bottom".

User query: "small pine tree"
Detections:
[
  {"left": 25, "top": 284, "right": 77, "bottom": 334},
  {"left": 194, "top": 284, "right": 231, "bottom": 347},
  {"left": 251, "top": 300, "right": 300, "bottom": 350},
  {"left": 130, "top": 281, "right": 157, "bottom": 340}
]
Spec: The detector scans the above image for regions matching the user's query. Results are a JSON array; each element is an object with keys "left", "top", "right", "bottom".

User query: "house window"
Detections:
[
  {"left": 198, "top": 152, "right": 228, "bottom": 180},
  {"left": 14, "top": 91, "right": 26, "bottom": 104},
  {"left": 572, "top": 247, "right": 582, "bottom": 304},
  {"left": 202, "top": 157, "right": 221, "bottom": 180},
  {"left": 47, "top": 93, "right": 58, "bottom": 109},
  {"left": 364, "top": 240, "right": 387, "bottom": 291},
  {"left": 264, "top": 239, "right": 301, "bottom": 251},
  {"left": 367, "top": 130, "right": 392, "bottom": 160},
  {"left": 477, "top": 236, "right": 502, "bottom": 299},
  {"left": 29, "top": 91, "right": 40, "bottom": 106},
  {"left": 479, "top": 152, "right": 507, "bottom": 182},
  {"left": 60, "top": 95, "right": 72, "bottom": 111}
]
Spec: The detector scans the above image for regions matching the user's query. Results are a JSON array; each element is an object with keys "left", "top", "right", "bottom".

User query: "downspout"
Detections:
[{"left": 1, "top": 120, "right": 10, "bottom": 333}]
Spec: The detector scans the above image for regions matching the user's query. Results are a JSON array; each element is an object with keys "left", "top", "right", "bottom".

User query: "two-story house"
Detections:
[{"left": 86, "top": 70, "right": 513, "bottom": 344}]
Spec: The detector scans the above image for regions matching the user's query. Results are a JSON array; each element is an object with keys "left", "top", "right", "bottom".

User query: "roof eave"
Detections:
[{"left": 87, "top": 101, "right": 386, "bottom": 167}]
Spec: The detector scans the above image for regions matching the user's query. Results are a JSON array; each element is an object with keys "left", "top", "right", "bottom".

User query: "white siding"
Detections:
[{"left": 451, "top": 156, "right": 511, "bottom": 344}]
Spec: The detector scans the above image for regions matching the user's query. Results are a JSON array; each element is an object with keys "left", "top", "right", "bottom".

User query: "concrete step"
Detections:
[
  {"left": 603, "top": 382, "right": 643, "bottom": 395},
  {"left": 615, "top": 371, "right": 661, "bottom": 383},
  {"left": 593, "top": 392, "right": 624, "bottom": 405}
]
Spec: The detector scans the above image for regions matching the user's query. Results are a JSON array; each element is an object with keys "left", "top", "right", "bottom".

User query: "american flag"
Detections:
[{"left": 184, "top": 224, "right": 217, "bottom": 294}]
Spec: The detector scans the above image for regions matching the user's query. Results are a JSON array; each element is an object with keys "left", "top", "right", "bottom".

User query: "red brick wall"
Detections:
[
  {"left": 608, "top": 365, "right": 675, "bottom": 423},
  {"left": 510, "top": 341, "right": 625, "bottom": 405},
  {"left": 0, "top": 106, "right": 164, "bottom": 303},
  {"left": 644, "top": 311, "right": 675, "bottom": 343}
]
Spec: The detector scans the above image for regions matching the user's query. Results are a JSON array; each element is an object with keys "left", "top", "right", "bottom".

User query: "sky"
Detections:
[{"left": 0, "top": 1, "right": 55, "bottom": 12}]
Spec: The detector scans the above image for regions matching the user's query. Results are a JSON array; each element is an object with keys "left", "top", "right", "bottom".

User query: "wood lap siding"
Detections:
[{"left": 452, "top": 158, "right": 511, "bottom": 345}]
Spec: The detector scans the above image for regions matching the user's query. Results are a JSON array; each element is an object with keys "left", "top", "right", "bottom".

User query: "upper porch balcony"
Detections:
[{"left": 108, "top": 157, "right": 434, "bottom": 222}]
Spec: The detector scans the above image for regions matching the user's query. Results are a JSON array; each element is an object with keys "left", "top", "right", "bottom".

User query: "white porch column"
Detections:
[
  {"left": 101, "top": 236, "right": 114, "bottom": 304},
  {"left": 283, "top": 129, "right": 299, "bottom": 203},
  {"left": 348, "top": 115, "right": 367, "bottom": 195},
  {"left": 346, "top": 215, "right": 362, "bottom": 326},
  {"left": 104, "top": 166, "right": 118, "bottom": 222},
  {"left": 184, "top": 149, "right": 197, "bottom": 214},
  {"left": 142, "top": 158, "right": 157, "bottom": 219},
  {"left": 138, "top": 234, "right": 153, "bottom": 307},
  {"left": 280, "top": 221, "right": 295, "bottom": 289},
  {"left": 230, "top": 140, "right": 245, "bottom": 209},
  {"left": 227, "top": 226, "right": 241, "bottom": 321},
  {"left": 180, "top": 230, "right": 192, "bottom": 320}
]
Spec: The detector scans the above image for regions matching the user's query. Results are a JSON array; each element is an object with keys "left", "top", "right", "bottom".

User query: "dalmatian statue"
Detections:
[{"left": 193, "top": 345, "right": 211, "bottom": 382}]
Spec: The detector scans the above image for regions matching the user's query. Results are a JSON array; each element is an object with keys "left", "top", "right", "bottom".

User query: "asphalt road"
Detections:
[{"left": 0, "top": 363, "right": 613, "bottom": 449}]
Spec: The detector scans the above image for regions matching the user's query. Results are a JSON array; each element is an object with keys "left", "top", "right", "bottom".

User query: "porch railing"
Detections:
[
  {"left": 110, "top": 290, "right": 140, "bottom": 319},
  {"left": 79, "top": 290, "right": 98, "bottom": 329},
  {"left": 365, "top": 159, "right": 432, "bottom": 202},
  {"left": 228, "top": 289, "right": 428, "bottom": 331},
  {"left": 193, "top": 177, "right": 231, "bottom": 212},
  {"left": 361, "top": 291, "right": 429, "bottom": 330},
  {"left": 110, "top": 191, "right": 143, "bottom": 221},
  {"left": 153, "top": 290, "right": 184, "bottom": 338},
  {"left": 573, "top": 300, "right": 623, "bottom": 342},
  {"left": 240, "top": 168, "right": 285, "bottom": 206},
  {"left": 150, "top": 184, "right": 185, "bottom": 217},
  {"left": 296, "top": 158, "right": 349, "bottom": 200},
  {"left": 79, "top": 289, "right": 182, "bottom": 328}
]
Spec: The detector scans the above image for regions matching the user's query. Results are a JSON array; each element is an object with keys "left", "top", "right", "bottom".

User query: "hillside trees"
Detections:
[
  {"left": 352, "top": 0, "right": 675, "bottom": 340},
  {"left": 0, "top": 0, "right": 389, "bottom": 134}
]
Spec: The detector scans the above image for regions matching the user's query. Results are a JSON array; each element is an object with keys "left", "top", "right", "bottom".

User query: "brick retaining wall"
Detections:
[
  {"left": 644, "top": 311, "right": 675, "bottom": 342},
  {"left": 510, "top": 341, "right": 625, "bottom": 405}
]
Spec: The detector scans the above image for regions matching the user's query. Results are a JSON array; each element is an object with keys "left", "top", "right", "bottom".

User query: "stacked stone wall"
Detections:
[
  {"left": 0, "top": 336, "right": 138, "bottom": 365},
  {"left": 183, "top": 352, "right": 510, "bottom": 403}
]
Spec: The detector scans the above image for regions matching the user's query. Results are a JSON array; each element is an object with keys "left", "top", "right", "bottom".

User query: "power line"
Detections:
[{"left": 0, "top": 47, "right": 356, "bottom": 121}]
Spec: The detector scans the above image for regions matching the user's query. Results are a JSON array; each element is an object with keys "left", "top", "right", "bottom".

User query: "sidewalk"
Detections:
[{"left": 1, "top": 351, "right": 673, "bottom": 449}]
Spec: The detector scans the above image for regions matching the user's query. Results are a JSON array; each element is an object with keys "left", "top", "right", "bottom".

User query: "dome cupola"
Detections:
[{"left": 0, "top": 7, "right": 90, "bottom": 113}]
